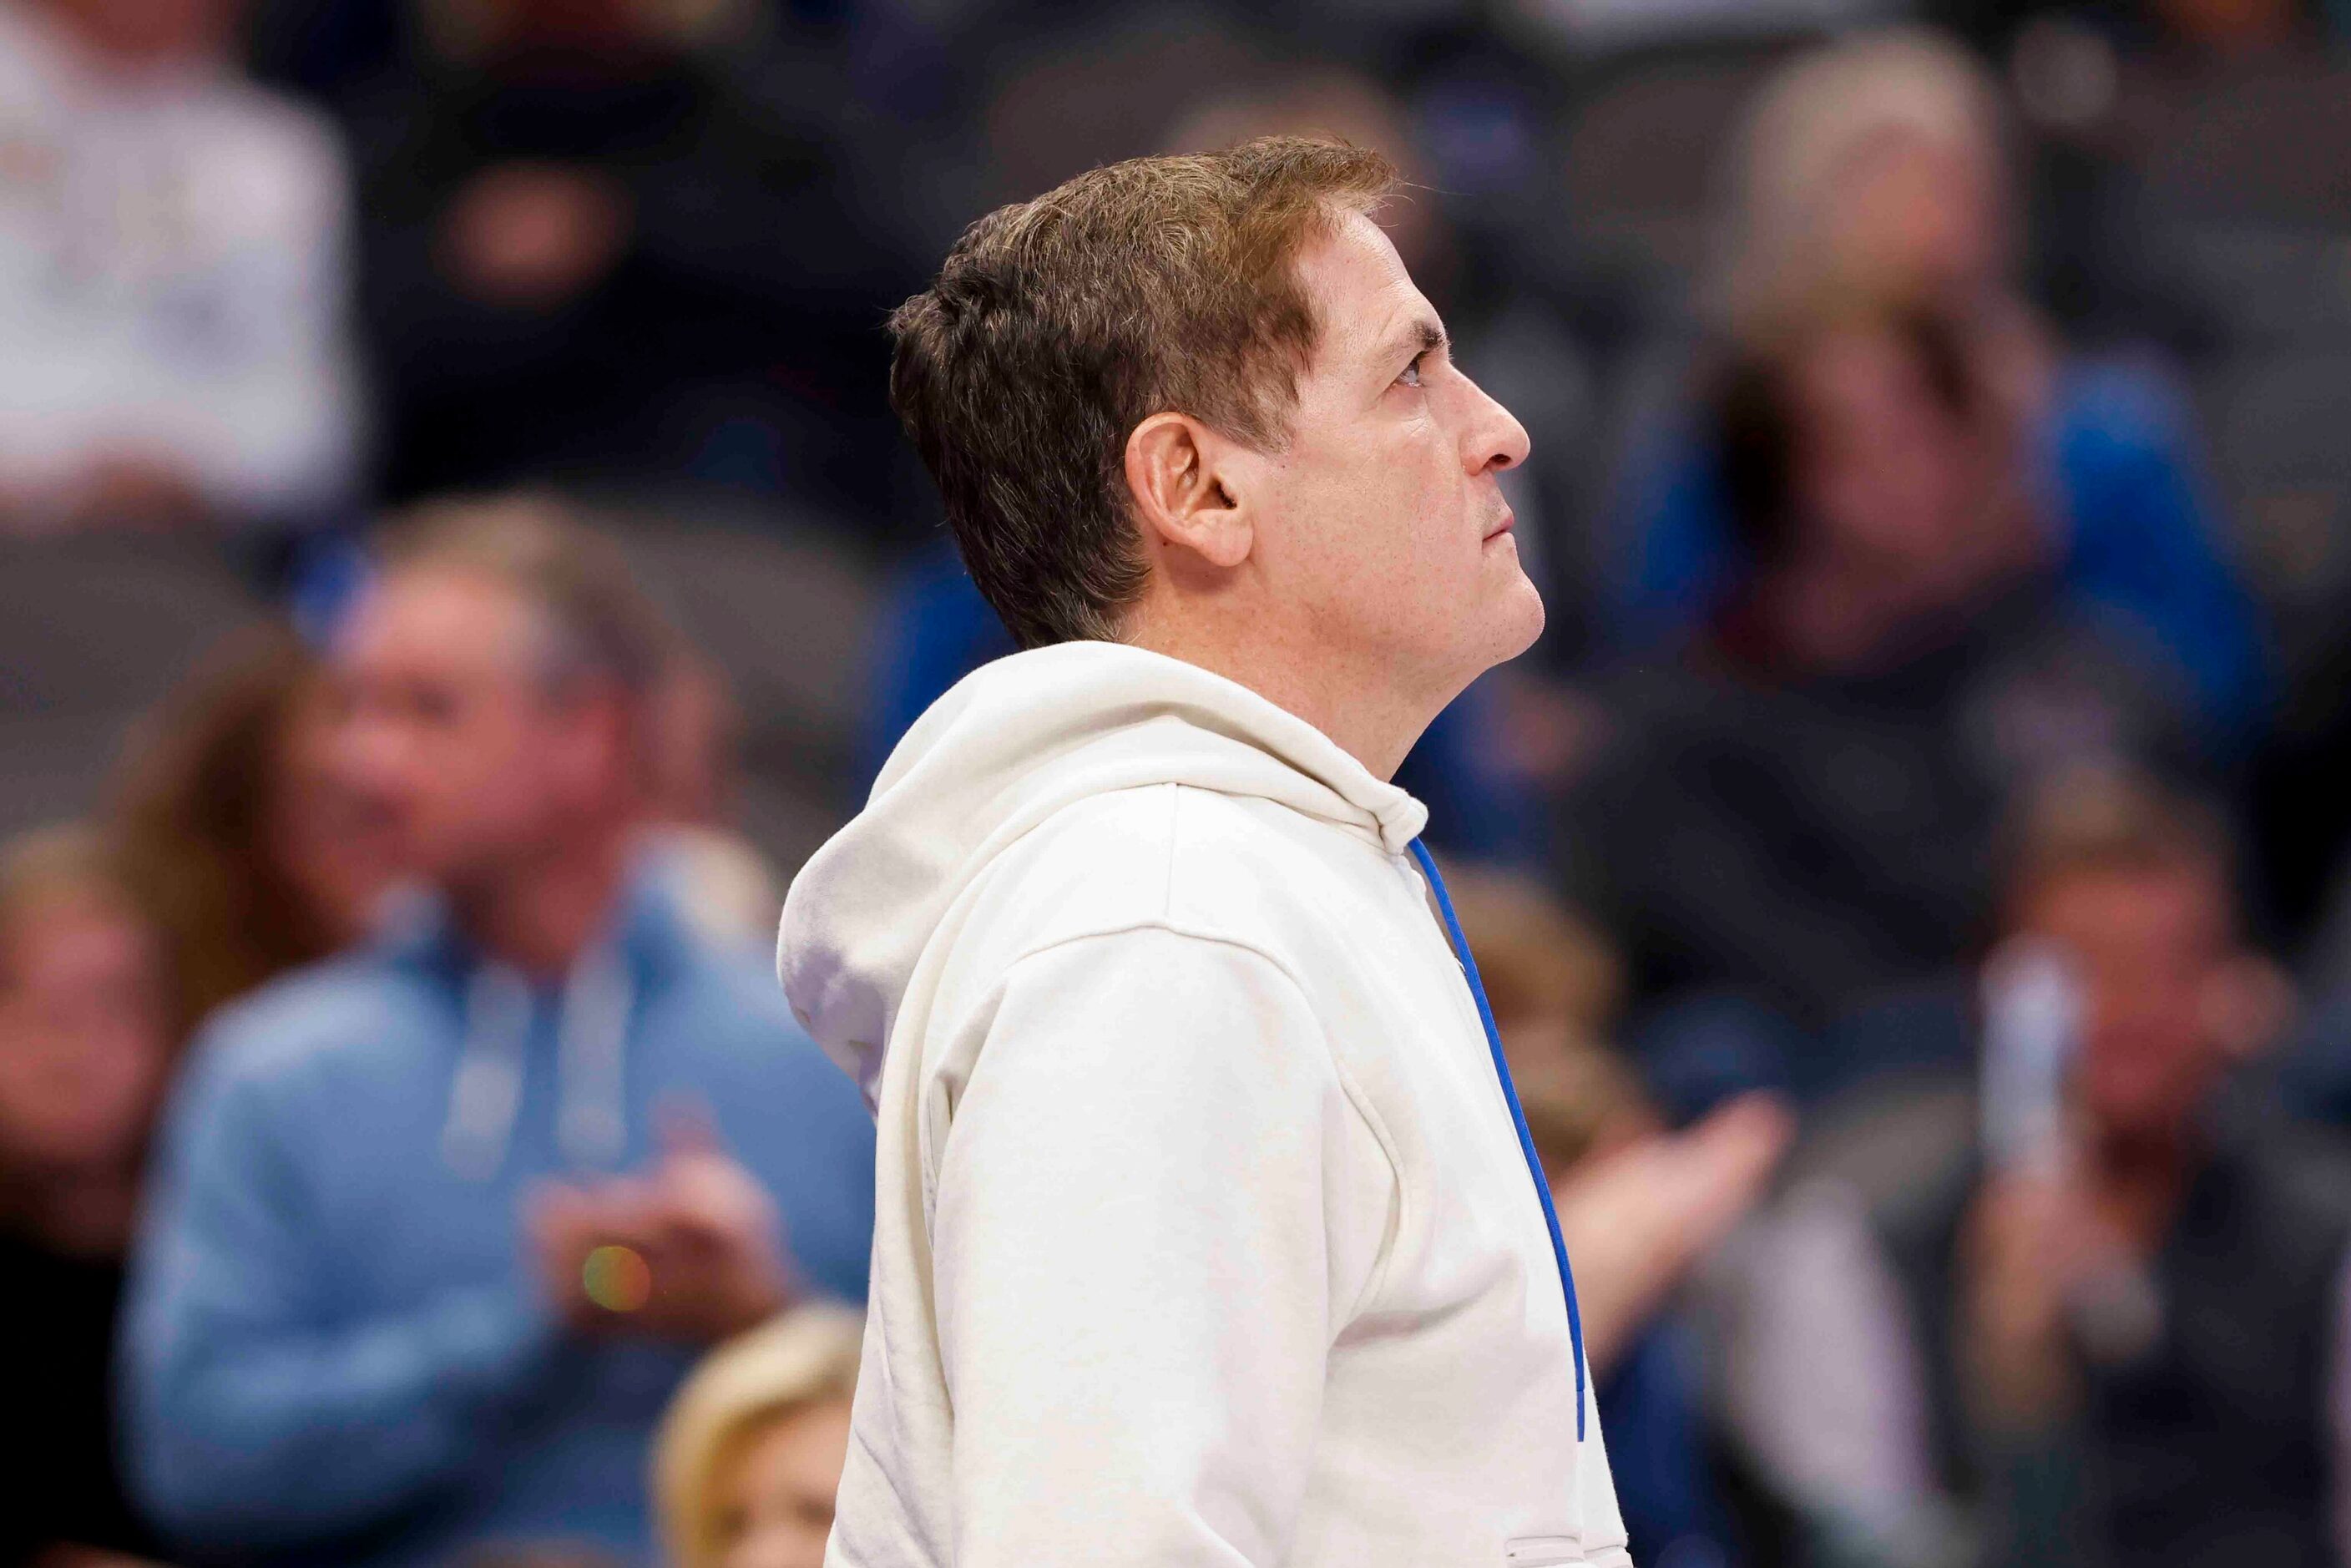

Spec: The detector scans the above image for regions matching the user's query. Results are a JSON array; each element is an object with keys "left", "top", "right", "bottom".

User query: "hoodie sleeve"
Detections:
[
  {"left": 930, "top": 925, "right": 1393, "bottom": 1567},
  {"left": 120, "top": 1035, "right": 564, "bottom": 1550}
]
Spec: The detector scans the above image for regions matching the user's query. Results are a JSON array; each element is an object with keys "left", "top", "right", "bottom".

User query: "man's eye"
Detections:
[{"left": 1398, "top": 357, "right": 1425, "bottom": 389}]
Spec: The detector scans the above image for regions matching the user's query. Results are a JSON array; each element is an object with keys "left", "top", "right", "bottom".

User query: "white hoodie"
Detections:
[{"left": 780, "top": 641, "right": 1630, "bottom": 1568}]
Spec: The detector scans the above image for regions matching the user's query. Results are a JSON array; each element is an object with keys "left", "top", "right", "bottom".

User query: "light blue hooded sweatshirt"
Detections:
[{"left": 120, "top": 864, "right": 875, "bottom": 1567}]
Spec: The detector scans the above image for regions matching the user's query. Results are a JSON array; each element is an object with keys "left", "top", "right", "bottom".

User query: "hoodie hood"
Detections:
[{"left": 778, "top": 641, "right": 1428, "bottom": 1095}]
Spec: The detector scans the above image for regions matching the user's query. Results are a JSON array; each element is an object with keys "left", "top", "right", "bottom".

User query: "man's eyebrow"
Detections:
[{"left": 1378, "top": 318, "right": 1448, "bottom": 364}]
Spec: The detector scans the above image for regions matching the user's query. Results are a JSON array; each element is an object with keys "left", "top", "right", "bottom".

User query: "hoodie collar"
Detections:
[
  {"left": 874, "top": 642, "right": 1428, "bottom": 855},
  {"left": 781, "top": 641, "right": 1430, "bottom": 1094}
]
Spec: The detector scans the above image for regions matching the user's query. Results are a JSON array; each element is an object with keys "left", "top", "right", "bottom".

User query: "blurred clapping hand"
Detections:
[
  {"left": 1958, "top": 1164, "right": 2139, "bottom": 1430},
  {"left": 1554, "top": 1092, "right": 1796, "bottom": 1378},
  {"left": 530, "top": 1105, "right": 795, "bottom": 1344},
  {"left": 1441, "top": 867, "right": 1799, "bottom": 1378}
]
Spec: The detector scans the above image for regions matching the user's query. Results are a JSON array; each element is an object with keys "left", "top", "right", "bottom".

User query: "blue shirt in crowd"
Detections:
[{"left": 119, "top": 863, "right": 876, "bottom": 1567}]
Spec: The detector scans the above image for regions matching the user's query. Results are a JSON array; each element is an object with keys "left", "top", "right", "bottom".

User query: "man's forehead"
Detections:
[{"left": 1297, "top": 208, "right": 1435, "bottom": 360}]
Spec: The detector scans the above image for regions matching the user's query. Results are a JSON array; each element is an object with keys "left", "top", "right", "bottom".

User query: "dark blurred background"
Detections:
[{"left": 13, "top": 1, "right": 2351, "bottom": 1566}]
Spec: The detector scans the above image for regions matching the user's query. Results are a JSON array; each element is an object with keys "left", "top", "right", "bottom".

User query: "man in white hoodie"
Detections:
[{"left": 779, "top": 136, "right": 1630, "bottom": 1567}]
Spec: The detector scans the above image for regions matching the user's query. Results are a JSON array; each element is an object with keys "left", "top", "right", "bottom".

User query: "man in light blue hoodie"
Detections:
[{"left": 120, "top": 500, "right": 875, "bottom": 1566}]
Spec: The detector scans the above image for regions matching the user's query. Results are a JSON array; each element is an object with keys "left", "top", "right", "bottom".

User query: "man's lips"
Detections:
[{"left": 1483, "top": 509, "right": 1516, "bottom": 542}]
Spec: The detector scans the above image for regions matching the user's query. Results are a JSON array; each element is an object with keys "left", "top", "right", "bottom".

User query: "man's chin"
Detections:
[{"left": 1489, "top": 551, "right": 1545, "bottom": 660}]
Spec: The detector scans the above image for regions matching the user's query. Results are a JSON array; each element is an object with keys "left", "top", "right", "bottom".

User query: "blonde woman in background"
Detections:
[
  {"left": 1605, "top": 26, "right": 2267, "bottom": 751},
  {"left": 1709, "top": 28, "right": 2020, "bottom": 352},
  {"left": 655, "top": 1304, "right": 863, "bottom": 1568}
]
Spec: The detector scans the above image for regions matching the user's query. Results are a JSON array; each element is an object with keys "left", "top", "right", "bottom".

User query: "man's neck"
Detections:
[
  {"left": 452, "top": 822, "right": 639, "bottom": 979},
  {"left": 1125, "top": 617, "right": 1449, "bottom": 782}
]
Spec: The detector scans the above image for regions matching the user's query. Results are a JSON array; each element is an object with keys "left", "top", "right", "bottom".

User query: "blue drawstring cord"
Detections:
[{"left": 1408, "top": 837, "right": 1589, "bottom": 1439}]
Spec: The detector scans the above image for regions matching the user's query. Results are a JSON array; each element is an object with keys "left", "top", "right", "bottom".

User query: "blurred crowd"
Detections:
[{"left": 12, "top": 1, "right": 2351, "bottom": 1566}]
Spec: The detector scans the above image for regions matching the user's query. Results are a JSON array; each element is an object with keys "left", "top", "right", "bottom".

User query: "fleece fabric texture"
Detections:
[
  {"left": 121, "top": 863, "right": 876, "bottom": 1567},
  {"left": 781, "top": 640, "right": 1628, "bottom": 1568}
]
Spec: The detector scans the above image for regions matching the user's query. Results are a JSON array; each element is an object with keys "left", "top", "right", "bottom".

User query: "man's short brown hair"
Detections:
[{"left": 887, "top": 135, "right": 1397, "bottom": 649}]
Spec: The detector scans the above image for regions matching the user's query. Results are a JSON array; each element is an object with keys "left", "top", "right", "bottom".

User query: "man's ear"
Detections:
[{"left": 1123, "top": 413, "right": 1253, "bottom": 570}]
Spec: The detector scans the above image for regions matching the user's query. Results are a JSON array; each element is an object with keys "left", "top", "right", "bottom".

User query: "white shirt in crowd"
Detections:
[
  {"left": 0, "top": 0, "right": 361, "bottom": 524},
  {"left": 780, "top": 640, "right": 1628, "bottom": 1568}
]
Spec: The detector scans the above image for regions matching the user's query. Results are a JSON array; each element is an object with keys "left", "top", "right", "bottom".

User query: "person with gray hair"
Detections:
[{"left": 120, "top": 498, "right": 876, "bottom": 1566}]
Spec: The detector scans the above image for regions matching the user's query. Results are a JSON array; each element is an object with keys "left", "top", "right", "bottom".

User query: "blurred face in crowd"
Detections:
[
  {"left": 40, "top": 0, "right": 244, "bottom": 64},
  {"left": 1825, "top": 129, "right": 2005, "bottom": 310},
  {"left": 712, "top": 1396, "right": 853, "bottom": 1568},
  {"left": 0, "top": 893, "right": 166, "bottom": 1181},
  {"left": 2018, "top": 859, "right": 2238, "bottom": 1149},
  {"left": 1788, "top": 325, "right": 1989, "bottom": 598},
  {"left": 1192, "top": 209, "right": 1538, "bottom": 708},
  {"left": 2161, "top": 0, "right": 2303, "bottom": 51},
  {"left": 269, "top": 680, "right": 402, "bottom": 945},
  {"left": 337, "top": 569, "right": 635, "bottom": 890}
]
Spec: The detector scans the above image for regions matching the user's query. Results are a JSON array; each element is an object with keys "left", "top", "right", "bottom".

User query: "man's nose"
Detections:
[{"left": 1461, "top": 373, "right": 1531, "bottom": 475}]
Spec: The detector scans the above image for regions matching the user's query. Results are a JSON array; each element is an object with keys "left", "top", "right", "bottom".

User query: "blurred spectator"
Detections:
[
  {"left": 1560, "top": 295, "right": 2197, "bottom": 1102},
  {"left": 1450, "top": 865, "right": 1792, "bottom": 1568},
  {"left": 2156, "top": 0, "right": 2311, "bottom": 52},
  {"left": 1714, "top": 766, "right": 2338, "bottom": 1568},
  {"left": 654, "top": 1302, "right": 861, "bottom": 1568},
  {"left": 0, "top": 0, "right": 361, "bottom": 532},
  {"left": 109, "top": 620, "right": 400, "bottom": 1043},
  {"left": 347, "top": 0, "right": 921, "bottom": 519},
  {"left": 0, "top": 825, "right": 169, "bottom": 1565},
  {"left": 645, "top": 647, "right": 783, "bottom": 951},
  {"left": 120, "top": 498, "right": 875, "bottom": 1566},
  {"left": 1605, "top": 28, "right": 2269, "bottom": 752}
]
